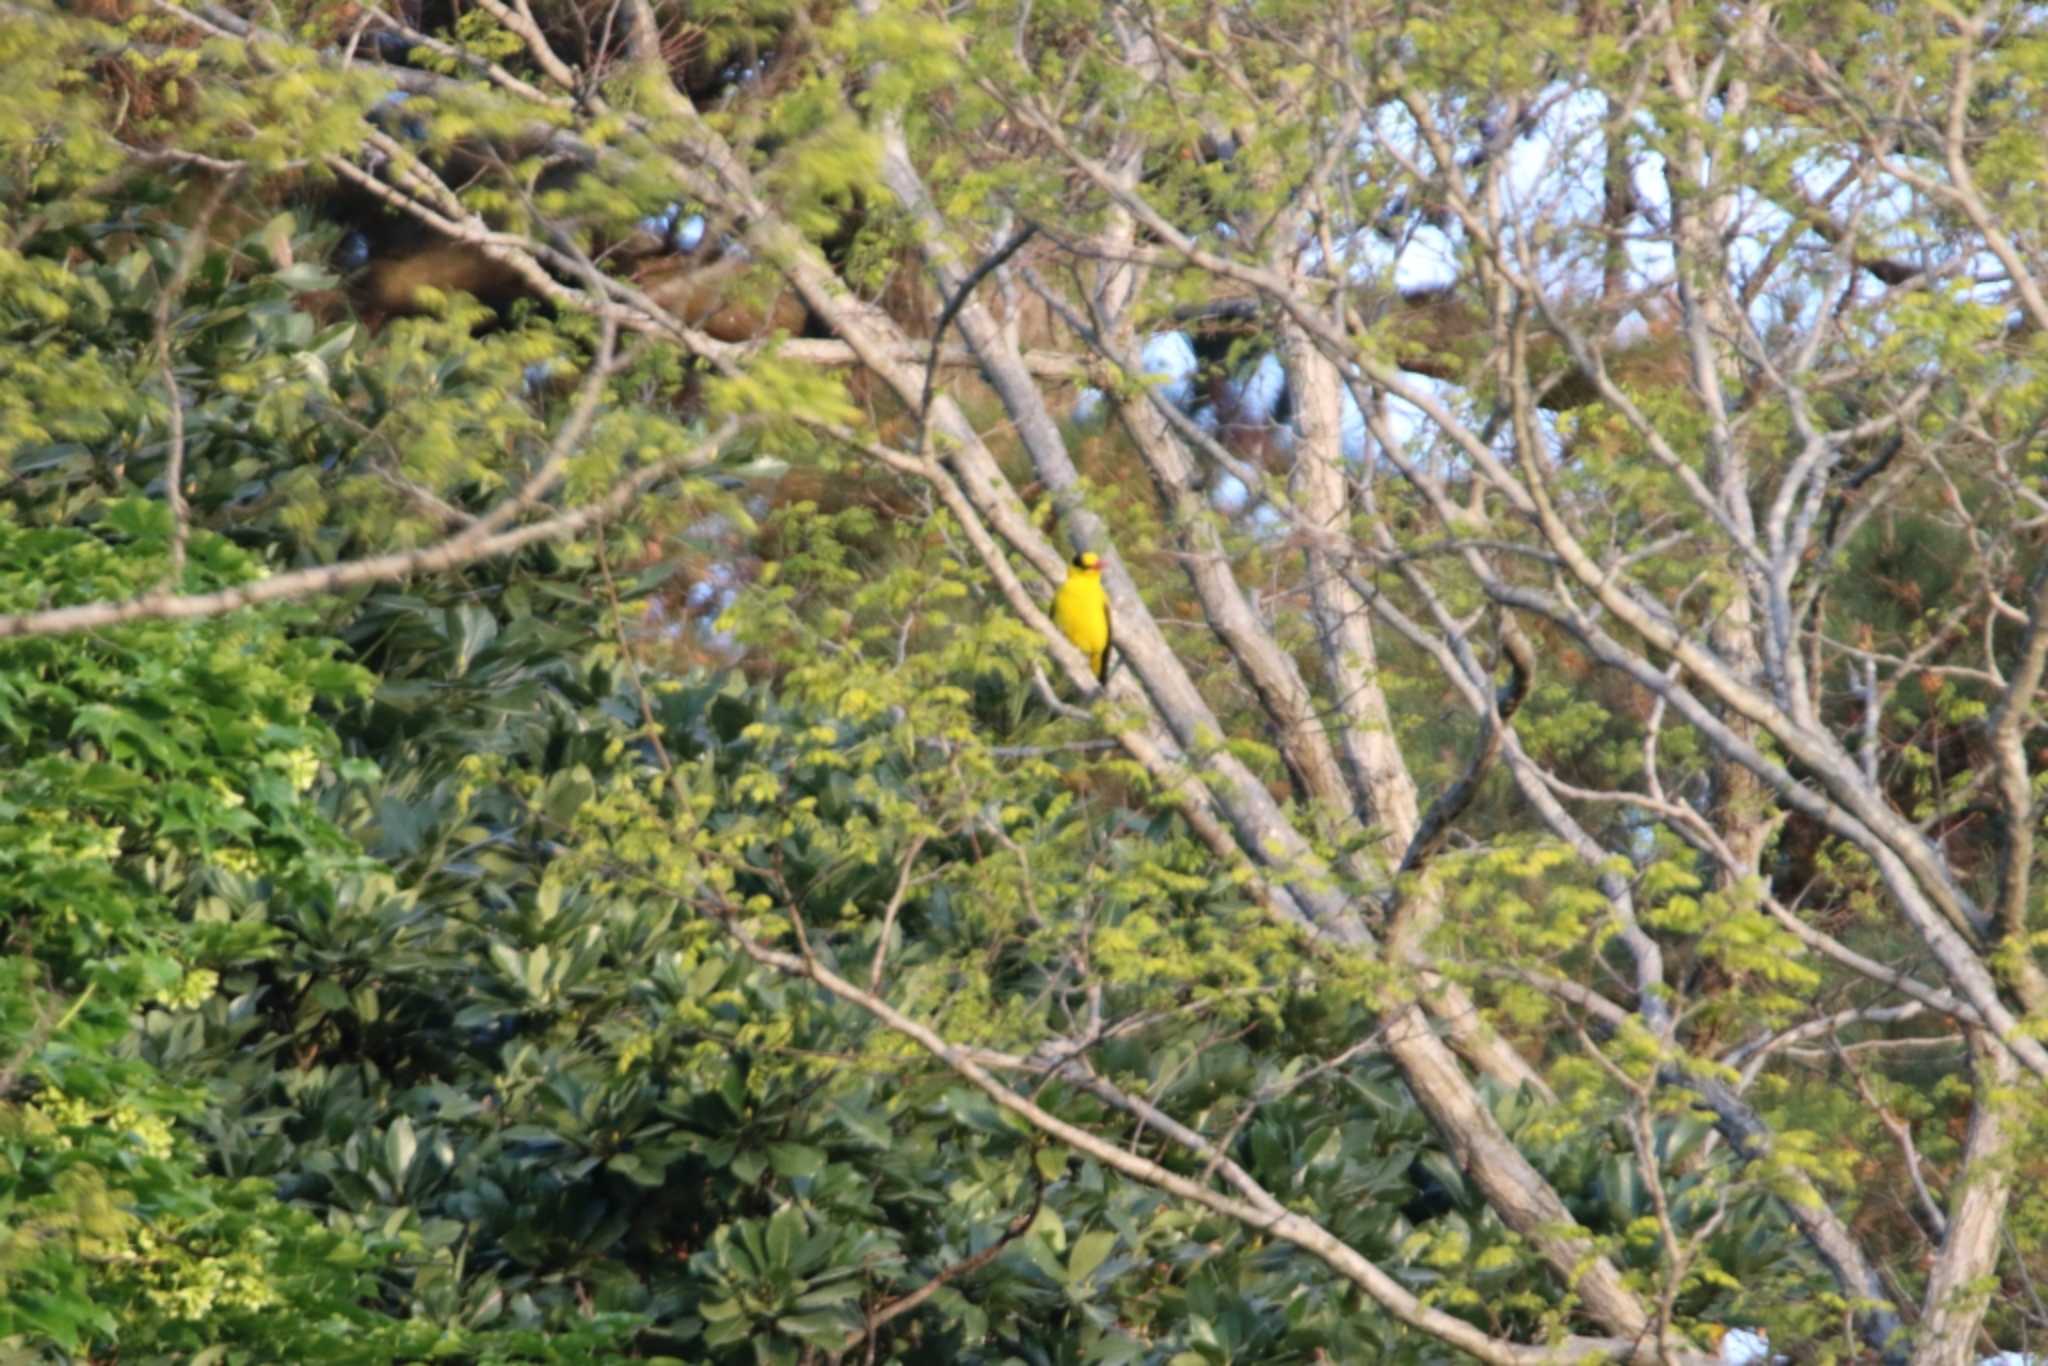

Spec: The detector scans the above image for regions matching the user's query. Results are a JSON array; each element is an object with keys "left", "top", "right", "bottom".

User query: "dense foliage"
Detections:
[{"left": 10, "top": 0, "right": 2048, "bottom": 1363}]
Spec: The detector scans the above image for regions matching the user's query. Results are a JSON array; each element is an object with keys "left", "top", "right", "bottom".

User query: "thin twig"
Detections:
[{"left": 154, "top": 173, "right": 239, "bottom": 592}]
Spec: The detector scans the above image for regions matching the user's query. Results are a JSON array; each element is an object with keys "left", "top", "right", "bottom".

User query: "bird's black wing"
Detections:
[{"left": 1099, "top": 594, "right": 1112, "bottom": 684}]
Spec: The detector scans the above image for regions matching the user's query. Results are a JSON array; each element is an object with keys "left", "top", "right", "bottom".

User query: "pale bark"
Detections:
[{"left": 1911, "top": 1031, "right": 2019, "bottom": 1366}]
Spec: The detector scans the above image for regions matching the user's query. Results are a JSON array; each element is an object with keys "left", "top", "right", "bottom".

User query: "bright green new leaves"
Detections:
[
  {"left": 0, "top": 504, "right": 389, "bottom": 1357},
  {"left": 0, "top": 500, "right": 368, "bottom": 976}
]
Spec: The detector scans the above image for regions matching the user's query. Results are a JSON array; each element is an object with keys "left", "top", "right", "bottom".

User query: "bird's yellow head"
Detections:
[{"left": 1072, "top": 551, "right": 1101, "bottom": 573}]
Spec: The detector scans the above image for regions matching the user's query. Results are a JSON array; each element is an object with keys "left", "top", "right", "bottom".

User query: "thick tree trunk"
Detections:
[{"left": 1911, "top": 1030, "right": 2018, "bottom": 1366}]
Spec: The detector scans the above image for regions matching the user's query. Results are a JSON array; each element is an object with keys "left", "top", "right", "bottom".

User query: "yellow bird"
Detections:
[{"left": 1050, "top": 550, "right": 1111, "bottom": 683}]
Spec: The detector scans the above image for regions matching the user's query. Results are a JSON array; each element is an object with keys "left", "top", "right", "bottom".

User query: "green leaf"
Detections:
[
  {"left": 607, "top": 1151, "right": 666, "bottom": 1187},
  {"left": 793, "top": 1280, "right": 863, "bottom": 1309},
  {"left": 1065, "top": 1229, "right": 1117, "bottom": 1287},
  {"left": 768, "top": 1143, "right": 826, "bottom": 1179},
  {"left": 764, "top": 1205, "right": 805, "bottom": 1269},
  {"left": 385, "top": 1116, "right": 417, "bottom": 1181},
  {"left": 449, "top": 603, "right": 498, "bottom": 676},
  {"left": 777, "top": 1311, "right": 854, "bottom": 1346}
]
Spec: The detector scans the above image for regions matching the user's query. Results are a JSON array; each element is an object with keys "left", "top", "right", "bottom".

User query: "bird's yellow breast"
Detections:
[{"left": 1051, "top": 568, "right": 1110, "bottom": 681}]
